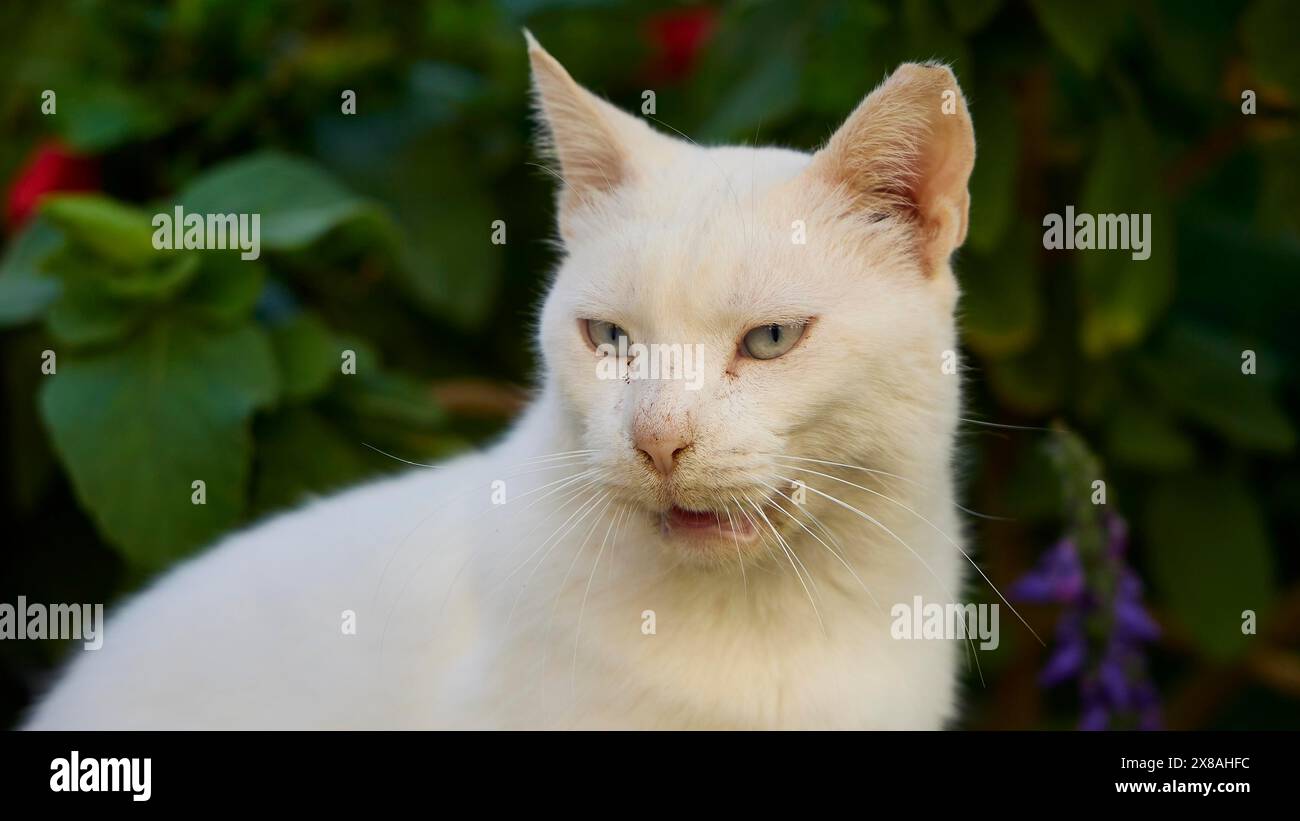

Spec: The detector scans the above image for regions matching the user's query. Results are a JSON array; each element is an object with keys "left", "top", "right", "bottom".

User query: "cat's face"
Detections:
[{"left": 530, "top": 37, "right": 974, "bottom": 564}]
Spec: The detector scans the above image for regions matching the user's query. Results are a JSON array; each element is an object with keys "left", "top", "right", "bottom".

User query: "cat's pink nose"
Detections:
[{"left": 634, "top": 430, "right": 690, "bottom": 477}]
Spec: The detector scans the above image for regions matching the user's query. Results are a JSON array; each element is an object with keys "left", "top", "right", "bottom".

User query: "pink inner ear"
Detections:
[
  {"left": 917, "top": 116, "right": 974, "bottom": 211},
  {"left": 915, "top": 115, "right": 976, "bottom": 251}
]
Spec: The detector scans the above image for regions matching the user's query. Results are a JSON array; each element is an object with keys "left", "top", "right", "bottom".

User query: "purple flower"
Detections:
[
  {"left": 1098, "top": 646, "right": 1136, "bottom": 708},
  {"left": 1114, "top": 574, "right": 1161, "bottom": 643},
  {"left": 1040, "top": 613, "right": 1086, "bottom": 685},
  {"left": 1009, "top": 538, "right": 1086, "bottom": 604},
  {"left": 1013, "top": 513, "right": 1160, "bottom": 730},
  {"left": 1080, "top": 703, "right": 1110, "bottom": 731},
  {"left": 1041, "top": 641, "right": 1086, "bottom": 686},
  {"left": 1107, "top": 514, "right": 1129, "bottom": 557},
  {"left": 1134, "top": 682, "right": 1163, "bottom": 730}
]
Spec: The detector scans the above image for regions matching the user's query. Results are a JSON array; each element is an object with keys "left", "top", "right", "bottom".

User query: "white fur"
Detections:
[{"left": 25, "top": 44, "right": 975, "bottom": 730}]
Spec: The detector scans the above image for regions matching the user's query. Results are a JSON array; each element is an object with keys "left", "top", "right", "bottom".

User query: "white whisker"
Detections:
[
  {"left": 753, "top": 477, "right": 881, "bottom": 615},
  {"left": 724, "top": 503, "right": 747, "bottom": 594},
  {"left": 773, "top": 473, "right": 986, "bottom": 683},
  {"left": 571, "top": 495, "right": 622, "bottom": 701},
  {"left": 765, "top": 452, "right": 1011, "bottom": 522},
  {"left": 743, "top": 492, "right": 826, "bottom": 636},
  {"left": 776, "top": 463, "right": 1042, "bottom": 647}
]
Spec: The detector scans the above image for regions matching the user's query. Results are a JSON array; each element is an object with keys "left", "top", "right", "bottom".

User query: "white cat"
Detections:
[{"left": 25, "top": 35, "right": 976, "bottom": 730}]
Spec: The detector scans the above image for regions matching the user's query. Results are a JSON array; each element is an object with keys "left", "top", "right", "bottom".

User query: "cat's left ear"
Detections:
[
  {"left": 808, "top": 62, "right": 975, "bottom": 277},
  {"left": 525, "top": 32, "right": 671, "bottom": 236}
]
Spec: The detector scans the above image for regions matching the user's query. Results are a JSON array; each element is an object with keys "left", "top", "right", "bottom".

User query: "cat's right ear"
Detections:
[
  {"left": 525, "top": 31, "right": 665, "bottom": 236},
  {"left": 808, "top": 62, "right": 976, "bottom": 279}
]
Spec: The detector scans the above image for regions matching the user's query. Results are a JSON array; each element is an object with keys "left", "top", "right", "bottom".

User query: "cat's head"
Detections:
[{"left": 529, "top": 34, "right": 974, "bottom": 564}]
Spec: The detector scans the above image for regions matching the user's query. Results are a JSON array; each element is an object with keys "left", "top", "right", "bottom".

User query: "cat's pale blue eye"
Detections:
[
  {"left": 584, "top": 319, "right": 630, "bottom": 350},
  {"left": 742, "top": 322, "right": 806, "bottom": 360}
]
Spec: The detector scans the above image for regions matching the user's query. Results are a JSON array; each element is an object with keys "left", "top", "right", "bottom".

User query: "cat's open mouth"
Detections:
[{"left": 661, "top": 505, "right": 759, "bottom": 542}]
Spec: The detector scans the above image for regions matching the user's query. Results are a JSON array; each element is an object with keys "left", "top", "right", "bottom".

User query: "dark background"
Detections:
[{"left": 0, "top": 0, "right": 1296, "bottom": 729}]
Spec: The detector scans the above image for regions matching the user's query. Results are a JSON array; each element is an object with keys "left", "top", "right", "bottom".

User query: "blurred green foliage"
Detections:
[{"left": 0, "top": 0, "right": 1297, "bottom": 728}]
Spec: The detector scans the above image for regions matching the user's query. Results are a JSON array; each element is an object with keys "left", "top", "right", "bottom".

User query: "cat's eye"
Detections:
[
  {"left": 741, "top": 322, "right": 806, "bottom": 360},
  {"left": 584, "top": 319, "right": 630, "bottom": 351}
]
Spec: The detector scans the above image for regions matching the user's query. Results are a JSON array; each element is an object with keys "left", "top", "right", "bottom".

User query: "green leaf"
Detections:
[
  {"left": 98, "top": 254, "right": 200, "bottom": 300},
  {"left": 311, "top": 61, "right": 485, "bottom": 164},
  {"left": 700, "top": 47, "right": 803, "bottom": 141},
  {"left": 1030, "top": 0, "right": 1131, "bottom": 73},
  {"left": 0, "top": 217, "right": 63, "bottom": 326},
  {"left": 1076, "top": 120, "right": 1174, "bottom": 357},
  {"left": 1141, "top": 0, "right": 1238, "bottom": 100},
  {"left": 984, "top": 338, "right": 1065, "bottom": 415},
  {"left": 178, "top": 252, "right": 266, "bottom": 325},
  {"left": 178, "top": 151, "right": 392, "bottom": 252},
  {"left": 1260, "top": 135, "right": 1300, "bottom": 235},
  {"left": 799, "top": 3, "right": 892, "bottom": 118},
  {"left": 1243, "top": 0, "right": 1300, "bottom": 100},
  {"left": 966, "top": 94, "right": 1018, "bottom": 253},
  {"left": 4, "top": 330, "right": 59, "bottom": 511},
  {"left": 55, "top": 84, "right": 170, "bottom": 152},
  {"left": 960, "top": 226, "right": 1040, "bottom": 357},
  {"left": 45, "top": 280, "right": 145, "bottom": 346},
  {"left": 333, "top": 331, "right": 382, "bottom": 375},
  {"left": 1104, "top": 403, "right": 1195, "bottom": 470},
  {"left": 339, "top": 370, "right": 444, "bottom": 430},
  {"left": 1004, "top": 438, "right": 1064, "bottom": 521},
  {"left": 350, "top": 136, "right": 501, "bottom": 329},
  {"left": 902, "top": 0, "right": 971, "bottom": 77},
  {"left": 41, "top": 195, "right": 157, "bottom": 267},
  {"left": 38, "top": 198, "right": 201, "bottom": 315},
  {"left": 1146, "top": 475, "right": 1276, "bottom": 660},
  {"left": 946, "top": 0, "right": 1003, "bottom": 34},
  {"left": 40, "top": 320, "right": 278, "bottom": 569},
  {"left": 0, "top": 267, "right": 61, "bottom": 327},
  {"left": 269, "top": 312, "right": 337, "bottom": 403},
  {"left": 40, "top": 248, "right": 201, "bottom": 347},
  {"left": 251, "top": 407, "right": 379, "bottom": 516},
  {"left": 1137, "top": 324, "right": 1296, "bottom": 453}
]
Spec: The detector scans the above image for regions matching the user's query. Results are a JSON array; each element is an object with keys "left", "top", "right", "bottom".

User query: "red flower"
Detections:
[
  {"left": 645, "top": 6, "right": 717, "bottom": 83},
  {"left": 6, "top": 141, "right": 99, "bottom": 231}
]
